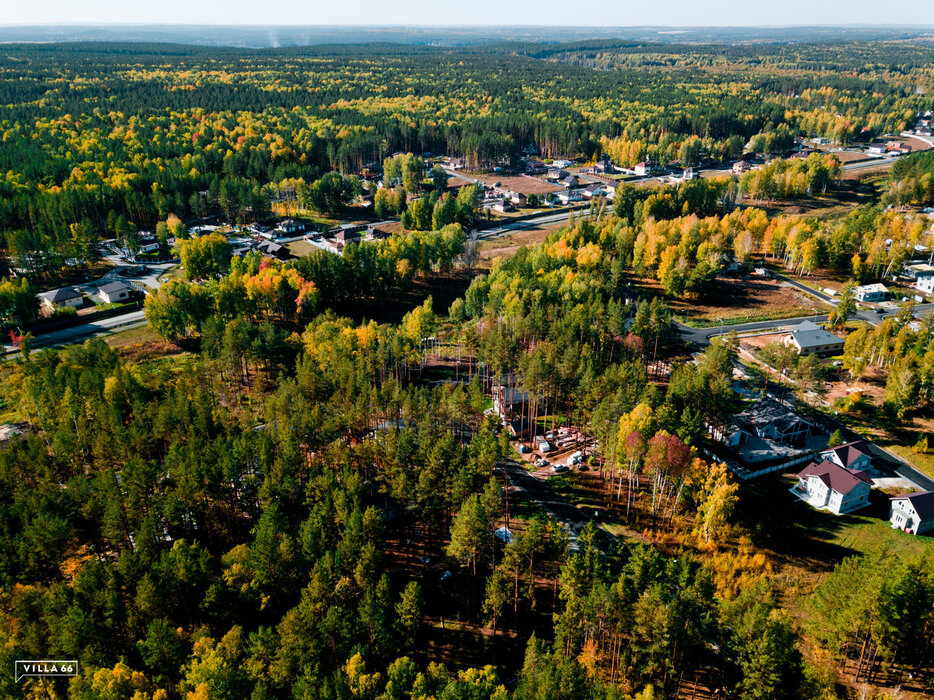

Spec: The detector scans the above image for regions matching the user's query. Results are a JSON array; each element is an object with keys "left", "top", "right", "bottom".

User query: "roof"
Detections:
[
  {"left": 798, "top": 460, "right": 872, "bottom": 495},
  {"left": 257, "top": 241, "right": 291, "bottom": 258},
  {"left": 789, "top": 320, "right": 843, "bottom": 349},
  {"left": 497, "top": 386, "right": 530, "bottom": 405},
  {"left": 735, "top": 397, "right": 811, "bottom": 433},
  {"left": 906, "top": 263, "right": 934, "bottom": 276},
  {"left": 41, "top": 287, "right": 82, "bottom": 302},
  {"left": 98, "top": 280, "right": 130, "bottom": 294},
  {"left": 891, "top": 491, "right": 934, "bottom": 521},
  {"left": 856, "top": 283, "right": 888, "bottom": 294},
  {"left": 825, "top": 440, "right": 870, "bottom": 468}
]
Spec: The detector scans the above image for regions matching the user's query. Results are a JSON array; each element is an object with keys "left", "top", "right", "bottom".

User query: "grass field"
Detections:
[{"left": 638, "top": 274, "right": 831, "bottom": 327}]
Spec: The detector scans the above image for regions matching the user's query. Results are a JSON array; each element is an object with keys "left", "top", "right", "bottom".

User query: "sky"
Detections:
[{"left": 5, "top": 0, "right": 934, "bottom": 27}]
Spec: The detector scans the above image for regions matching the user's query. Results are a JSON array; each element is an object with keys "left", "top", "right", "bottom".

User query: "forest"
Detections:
[
  {"left": 2, "top": 36, "right": 934, "bottom": 699},
  {"left": 0, "top": 38, "right": 932, "bottom": 278}
]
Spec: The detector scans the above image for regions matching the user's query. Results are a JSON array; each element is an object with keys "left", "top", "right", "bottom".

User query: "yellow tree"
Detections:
[{"left": 693, "top": 459, "right": 739, "bottom": 546}]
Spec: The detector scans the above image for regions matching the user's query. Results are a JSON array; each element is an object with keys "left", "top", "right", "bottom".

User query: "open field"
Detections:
[
  {"left": 644, "top": 274, "right": 832, "bottom": 327},
  {"left": 463, "top": 172, "right": 564, "bottom": 196},
  {"left": 742, "top": 173, "right": 881, "bottom": 216},
  {"left": 476, "top": 222, "right": 566, "bottom": 268},
  {"left": 832, "top": 150, "right": 877, "bottom": 164}
]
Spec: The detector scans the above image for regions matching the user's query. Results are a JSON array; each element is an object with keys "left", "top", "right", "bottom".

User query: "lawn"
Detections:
[{"left": 734, "top": 473, "right": 932, "bottom": 605}]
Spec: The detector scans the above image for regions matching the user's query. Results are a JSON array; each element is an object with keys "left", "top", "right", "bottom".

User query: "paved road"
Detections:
[
  {"left": 471, "top": 209, "right": 592, "bottom": 241},
  {"left": 678, "top": 270, "right": 934, "bottom": 347},
  {"left": 2, "top": 310, "right": 147, "bottom": 360},
  {"left": 675, "top": 314, "right": 833, "bottom": 346}
]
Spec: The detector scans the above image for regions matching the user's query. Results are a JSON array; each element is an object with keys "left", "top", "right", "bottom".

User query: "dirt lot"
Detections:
[
  {"left": 899, "top": 135, "right": 933, "bottom": 153},
  {"left": 463, "top": 172, "right": 563, "bottom": 196},
  {"left": 739, "top": 331, "right": 792, "bottom": 352},
  {"left": 770, "top": 265, "right": 849, "bottom": 294},
  {"left": 821, "top": 365, "right": 934, "bottom": 478},
  {"left": 743, "top": 174, "right": 880, "bottom": 216},
  {"left": 643, "top": 275, "right": 832, "bottom": 326},
  {"left": 477, "top": 222, "right": 566, "bottom": 268},
  {"left": 832, "top": 151, "right": 877, "bottom": 164}
]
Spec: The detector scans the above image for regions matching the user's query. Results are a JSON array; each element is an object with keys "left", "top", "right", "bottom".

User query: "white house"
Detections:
[
  {"left": 97, "top": 280, "right": 132, "bottom": 304},
  {"left": 902, "top": 262, "right": 934, "bottom": 281},
  {"left": 819, "top": 440, "right": 872, "bottom": 472},
  {"left": 890, "top": 491, "right": 934, "bottom": 535},
  {"left": 917, "top": 276, "right": 934, "bottom": 295},
  {"left": 634, "top": 162, "right": 651, "bottom": 177},
  {"left": 794, "top": 460, "right": 872, "bottom": 515},
  {"left": 40, "top": 287, "right": 83, "bottom": 310},
  {"left": 277, "top": 219, "right": 306, "bottom": 235},
  {"left": 555, "top": 190, "right": 583, "bottom": 205},
  {"left": 854, "top": 283, "right": 888, "bottom": 302},
  {"left": 783, "top": 320, "right": 844, "bottom": 356}
]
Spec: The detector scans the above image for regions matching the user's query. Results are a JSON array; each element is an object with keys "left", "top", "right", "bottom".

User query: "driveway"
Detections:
[{"left": 500, "top": 458, "right": 617, "bottom": 553}]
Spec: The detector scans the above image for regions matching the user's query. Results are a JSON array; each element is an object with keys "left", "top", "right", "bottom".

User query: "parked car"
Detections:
[{"left": 552, "top": 464, "right": 569, "bottom": 473}]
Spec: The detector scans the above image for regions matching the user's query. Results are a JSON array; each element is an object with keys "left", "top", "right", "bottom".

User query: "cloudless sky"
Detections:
[{"left": 6, "top": 0, "right": 934, "bottom": 27}]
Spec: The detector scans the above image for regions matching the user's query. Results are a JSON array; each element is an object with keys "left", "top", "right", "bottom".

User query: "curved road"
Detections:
[{"left": 2, "top": 310, "right": 148, "bottom": 360}]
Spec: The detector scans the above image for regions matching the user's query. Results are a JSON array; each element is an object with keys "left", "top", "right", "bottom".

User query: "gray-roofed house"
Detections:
[
  {"left": 561, "top": 175, "right": 580, "bottom": 189},
  {"left": 39, "top": 287, "right": 83, "bottom": 310},
  {"left": 783, "top": 320, "right": 844, "bottom": 356},
  {"left": 794, "top": 460, "right": 872, "bottom": 515},
  {"left": 255, "top": 241, "right": 293, "bottom": 261},
  {"left": 855, "top": 283, "right": 888, "bottom": 302},
  {"left": 890, "top": 491, "right": 934, "bottom": 535},
  {"left": 98, "top": 280, "right": 132, "bottom": 304},
  {"left": 724, "top": 397, "right": 814, "bottom": 448}
]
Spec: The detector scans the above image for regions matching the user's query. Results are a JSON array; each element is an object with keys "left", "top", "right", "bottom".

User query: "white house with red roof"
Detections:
[
  {"left": 890, "top": 491, "right": 934, "bottom": 536},
  {"left": 819, "top": 440, "right": 873, "bottom": 472},
  {"left": 794, "top": 460, "right": 872, "bottom": 515}
]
